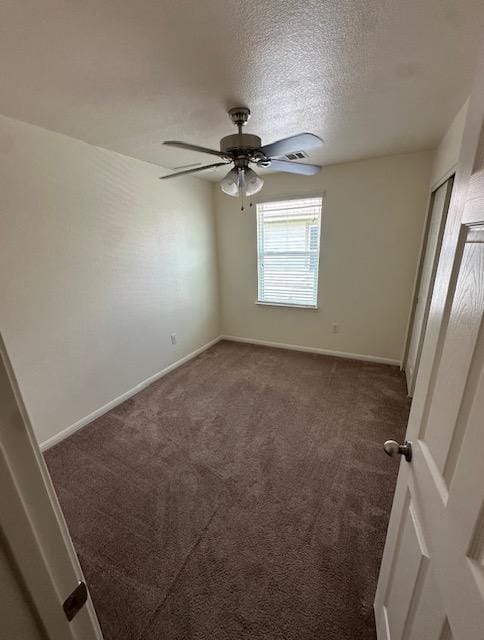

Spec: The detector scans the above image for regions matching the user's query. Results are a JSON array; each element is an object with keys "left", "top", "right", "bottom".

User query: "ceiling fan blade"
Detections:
[
  {"left": 160, "top": 162, "right": 230, "bottom": 179},
  {"left": 163, "top": 140, "right": 229, "bottom": 159},
  {"left": 267, "top": 159, "right": 321, "bottom": 176},
  {"left": 260, "top": 133, "right": 323, "bottom": 158}
]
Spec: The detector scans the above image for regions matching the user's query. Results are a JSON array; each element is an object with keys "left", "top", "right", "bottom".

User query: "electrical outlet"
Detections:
[
  {"left": 170, "top": 333, "right": 177, "bottom": 345},
  {"left": 332, "top": 323, "right": 339, "bottom": 334}
]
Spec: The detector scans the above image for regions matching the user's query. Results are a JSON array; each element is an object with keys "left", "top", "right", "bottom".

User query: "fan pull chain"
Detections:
[{"left": 240, "top": 195, "right": 254, "bottom": 212}]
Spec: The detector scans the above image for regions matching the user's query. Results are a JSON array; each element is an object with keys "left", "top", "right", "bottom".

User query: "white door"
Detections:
[
  {"left": 374, "top": 60, "right": 484, "bottom": 640},
  {"left": 0, "top": 334, "right": 103, "bottom": 640},
  {"left": 405, "top": 176, "right": 453, "bottom": 396}
]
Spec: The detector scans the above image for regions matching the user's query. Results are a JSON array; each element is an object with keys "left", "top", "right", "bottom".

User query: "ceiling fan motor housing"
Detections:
[{"left": 220, "top": 133, "right": 262, "bottom": 154}]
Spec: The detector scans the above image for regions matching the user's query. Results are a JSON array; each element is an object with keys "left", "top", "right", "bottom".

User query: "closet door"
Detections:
[{"left": 405, "top": 176, "right": 453, "bottom": 396}]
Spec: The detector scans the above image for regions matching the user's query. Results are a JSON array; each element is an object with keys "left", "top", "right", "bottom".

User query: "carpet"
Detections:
[{"left": 45, "top": 340, "right": 409, "bottom": 640}]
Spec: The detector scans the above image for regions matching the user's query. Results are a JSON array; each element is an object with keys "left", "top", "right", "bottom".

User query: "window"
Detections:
[{"left": 257, "top": 197, "right": 322, "bottom": 308}]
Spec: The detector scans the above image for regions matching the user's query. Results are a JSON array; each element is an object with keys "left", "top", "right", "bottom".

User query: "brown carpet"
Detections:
[{"left": 45, "top": 340, "right": 409, "bottom": 640}]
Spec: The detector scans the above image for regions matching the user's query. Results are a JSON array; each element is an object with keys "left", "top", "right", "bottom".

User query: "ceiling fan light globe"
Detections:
[
  {"left": 243, "top": 167, "right": 264, "bottom": 197},
  {"left": 220, "top": 167, "right": 240, "bottom": 197}
]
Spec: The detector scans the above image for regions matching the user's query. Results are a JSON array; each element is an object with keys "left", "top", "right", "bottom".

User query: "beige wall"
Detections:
[
  {"left": 215, "top": 150, "right": 433, "bottom": 363},
  {"left": 0, "top": 115, "right": 220, "bottom": 446},
  {"left": 0, "top": 112, "right": 438, "bottom": 448}
]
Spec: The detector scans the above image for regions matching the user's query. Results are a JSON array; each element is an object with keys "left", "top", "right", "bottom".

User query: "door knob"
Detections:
[{"left": 383, "top": 440, "right": 412, "bottom": 462}]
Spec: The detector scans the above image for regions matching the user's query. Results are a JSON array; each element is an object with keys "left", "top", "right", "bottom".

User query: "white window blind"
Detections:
[{"left": 257, "top": 197, "right": 322, "bottom": 308}]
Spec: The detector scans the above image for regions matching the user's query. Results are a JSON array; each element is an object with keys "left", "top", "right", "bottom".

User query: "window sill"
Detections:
[{"left": 255, "top": 301, "right": 319, "bottom": 310}]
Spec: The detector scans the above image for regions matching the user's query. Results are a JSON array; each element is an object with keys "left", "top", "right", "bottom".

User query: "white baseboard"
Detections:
[
  {"left": 220, "top": 335, "right": 401, "bottom": 366},
  {"left": 40, "top": 336, "right": 222, "bottom": 451},
  {"left": 41, "top": 334, "right": 399, "bottom": 451}
]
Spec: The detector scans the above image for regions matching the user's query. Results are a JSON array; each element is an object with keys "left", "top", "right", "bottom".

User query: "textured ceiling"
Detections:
[{"left": 1, "top": 0, "right": 483, "bottom": 181}]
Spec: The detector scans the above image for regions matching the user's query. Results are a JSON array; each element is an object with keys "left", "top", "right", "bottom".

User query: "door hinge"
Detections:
[{"left": 63, "top": 581, "right": 88, "bottom": 621}]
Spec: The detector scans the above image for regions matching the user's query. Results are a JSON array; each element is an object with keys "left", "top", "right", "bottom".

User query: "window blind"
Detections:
[{"left": 257, "top": 197, "right": 322, "bottom": 308}]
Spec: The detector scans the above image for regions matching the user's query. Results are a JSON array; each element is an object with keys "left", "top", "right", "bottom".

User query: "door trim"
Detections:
[{"left": 0, "top": 334, "right": 103, "bottom": 639}]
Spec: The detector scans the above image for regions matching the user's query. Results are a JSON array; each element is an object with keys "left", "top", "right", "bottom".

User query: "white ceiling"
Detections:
[{"left": 1, "top": 0, "right": 483, "bottom": 181}]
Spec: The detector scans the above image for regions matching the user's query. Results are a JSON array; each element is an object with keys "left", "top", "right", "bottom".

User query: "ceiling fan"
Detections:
[{"left": 160, "top": 107, "right": 323, "bottom": 203}]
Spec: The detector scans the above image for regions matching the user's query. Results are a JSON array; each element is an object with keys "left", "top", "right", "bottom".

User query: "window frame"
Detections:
[{"left": 255, "top": 195, "right": 323, "bottom": 310}]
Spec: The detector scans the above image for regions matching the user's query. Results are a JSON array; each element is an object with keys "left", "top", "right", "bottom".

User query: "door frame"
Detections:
[
  {"left": 402, "top": 174, "right": 454, "bottom": 396},
  {"left": 0, "top": 334, "right": 103, "bottom": 640}
]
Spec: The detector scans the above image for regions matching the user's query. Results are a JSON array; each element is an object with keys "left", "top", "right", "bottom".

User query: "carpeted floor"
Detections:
[{"left": 45, "top": 340, "right": 409, "bottom": 640}]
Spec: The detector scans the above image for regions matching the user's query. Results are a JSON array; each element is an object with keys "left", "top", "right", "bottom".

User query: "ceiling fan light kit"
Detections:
[{"left": 161, "top": 107, "right": 323, "bottom": 209}]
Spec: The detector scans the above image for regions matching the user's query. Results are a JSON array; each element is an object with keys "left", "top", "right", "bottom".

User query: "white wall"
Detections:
[
  {"left": 430, "top": 99, "right": 469, "bottom": 188},
  {"left": 215, "top": 150, "right": 433, "bottom": 363},
  {"left": 0, "top": 115, "right": 220, "bottom": 446}
]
